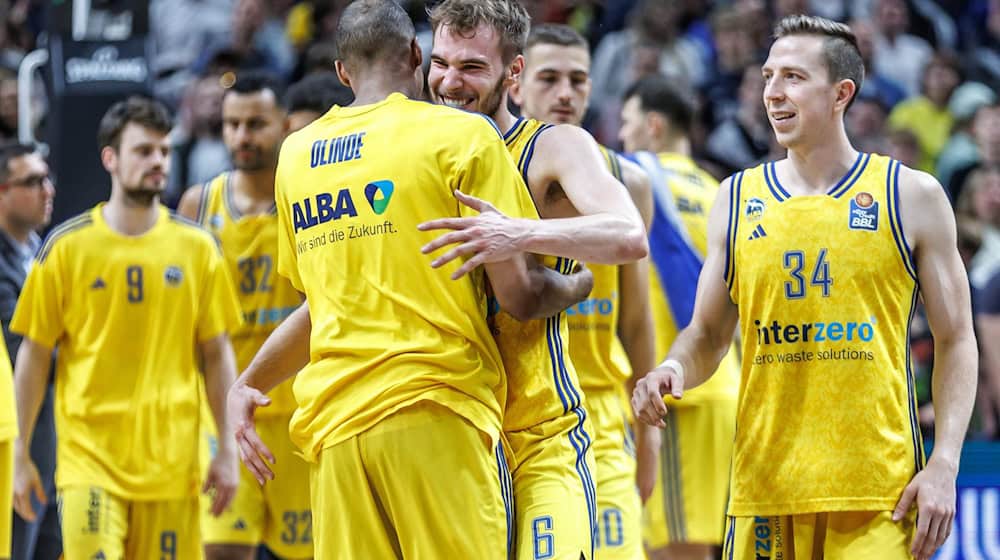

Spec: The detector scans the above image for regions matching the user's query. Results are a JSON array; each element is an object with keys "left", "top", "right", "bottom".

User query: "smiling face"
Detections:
[
  {"left": 428, "top": 23, "right": 519, "bottom": 118},
  {"left": 512, "top": 42, "right": 591, "bottom": 125},
  {"left": 762, "top": 34, "right": 851, "bottom": 150}
]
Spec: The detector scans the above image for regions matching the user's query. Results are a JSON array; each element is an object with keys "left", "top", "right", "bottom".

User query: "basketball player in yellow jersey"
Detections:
[
  {"left": 619, "top": 76, "right": 739, "bottom": 560},
  {"left": 0, "top": 324, "right": 15, "bottom": 560},
  {"left": 9, "top": 97, "right": 243, "bottom": 560},
  {"left": 226, "top": 2, "right": 580, "bottom": 558},
  {"left": 509, "top": 23, "right": 658, "bottom": 560},
  {"left": 633, "top": 16, "right": 977, "bottom": 560},
  {"left": 178, "top": 73, "right": 312, "bottom": 560},
  {"left": 423, "top": 3, "right": 650, "bottom": 559}
]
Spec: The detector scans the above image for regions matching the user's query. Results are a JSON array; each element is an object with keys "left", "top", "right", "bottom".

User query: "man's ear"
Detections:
[{"left": 100, "top": 146, "right": 117, "bottom": 174}]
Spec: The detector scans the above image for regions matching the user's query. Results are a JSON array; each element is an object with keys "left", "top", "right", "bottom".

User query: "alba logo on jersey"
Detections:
[
  {"left": 745, "top": 197, "right": 766, "bottom": 222},
  {"left": 292, "top": 180, "right": 395, "bottom": 232},
  {"left": 849, "top": 192, "right": 878, "bottom": 231}
]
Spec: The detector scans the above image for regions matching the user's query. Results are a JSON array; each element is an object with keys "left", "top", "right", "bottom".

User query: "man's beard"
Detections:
[
  {"left": 477, "top": 74, "right": 507, "bottom": 118},
  {"left": 122, "top": 184, "right": 161, "bottom": 207}
]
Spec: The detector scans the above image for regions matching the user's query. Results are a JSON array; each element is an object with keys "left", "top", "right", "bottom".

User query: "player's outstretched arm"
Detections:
[
  {"left": 200, "top": 333, "right": 240, "bottom": 516},
  {"left": 632, "top": 176, "right": 739, "bottom": 428},
  {"left": 229, "top": 302, "right": 311, "bottom": 484},
  {"left": 419, "top": 126, "right": 648, "bottom": 267},
  {"left": 11, "top": 337, "right": 52, "bottom": 522},
  {"left": 891, "top": 168, "right": 977, "bottom": 560}
]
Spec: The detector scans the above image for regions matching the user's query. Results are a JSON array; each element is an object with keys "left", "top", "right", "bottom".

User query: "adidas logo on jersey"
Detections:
[
  {"left": 90, "top": 277, "right": 106, "bottom": 289},
  {"left": 92, "top": 551, "right": 106, "bottom": 560},
  {"left": 233, "top": 518, "right": 247, "bottom": 530},
  {"left": 748, "top": 225, "right": 767, "bottom": 240}
]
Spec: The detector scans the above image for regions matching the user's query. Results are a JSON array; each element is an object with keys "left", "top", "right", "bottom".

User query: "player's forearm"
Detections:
[
  {"left": 928, "top": 331, "right": 978, "bottom": 471},
  {"left": 237, "top": 303, "right": 311, "bottom": 393},
  {"left": 619, "top": 260, "right": 656, "bottom": 394},
  {"left": 663, "top": 321, "right": 732, "bottom": 390},
  {"left": 516, "top": 213, "right": 648, "bottom": 265},
  {"left": 202, "top": 335, "right": 239, "bottom": 454},
  {"left": 524, "top": 265, "right": 593, "bottom": 320},
  {"left": 13, "top": 338, "right": 52, "bottom": 455}
]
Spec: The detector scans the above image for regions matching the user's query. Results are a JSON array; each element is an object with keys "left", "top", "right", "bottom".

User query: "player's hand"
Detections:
[
  {"left": 418, "top": 190, "right": 530, "bottom": 279},
  {"left": 228, "top": 381, "right": 276, "bottom": 486},
  {"left": 893, "top": 458, "right": 957, "bottom": 560},
  {"left": 635, "top": 424, "right": 660, "bottom": 504},
  {"left": 12, "top": 444, "right": 46, "bottom": 522},
  {"left": 203, "top": 447, "right": 239, "bottom": 517},
  {"left": 631, "top": 365, "right": 684, "bottom": 428}
]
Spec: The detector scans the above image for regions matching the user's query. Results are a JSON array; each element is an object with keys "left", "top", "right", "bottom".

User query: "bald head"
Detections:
[{"left": 335, "top": 0, "right": 415, "bottom": 69}]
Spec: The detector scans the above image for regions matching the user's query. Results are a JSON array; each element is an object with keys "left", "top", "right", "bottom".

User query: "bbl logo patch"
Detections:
[
  {"left": 209, "top": 214, "right": 224, "bottom": 229},
  {"left": 165, "top": 266, "right": 183, "bottom": 285},
  {"left": 745, "top": 197, "right": 765, "bottom": 222},
  {"left": 849, "top": 192, "right": 878, "bottom": 231}
]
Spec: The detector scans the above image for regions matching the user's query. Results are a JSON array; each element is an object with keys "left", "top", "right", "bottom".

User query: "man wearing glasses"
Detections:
[{"left": 0, "top": 142, "right": 60, "bottom": 560}]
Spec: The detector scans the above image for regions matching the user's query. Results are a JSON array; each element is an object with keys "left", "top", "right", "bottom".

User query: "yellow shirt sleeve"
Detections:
[
  {"left": 11, "top": 248, "right": 65, "bottom": 350},
  {"left": 196, "top": 247, "right": 243, "bottom": 343},
  {"left": 275, "top": 153, "right": 304, "bottom": 292},
  {"left": 457, "top": 122, "right": 539, "bottom": 221}
]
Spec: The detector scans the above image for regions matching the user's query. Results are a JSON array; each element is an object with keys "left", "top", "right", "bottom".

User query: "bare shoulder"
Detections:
[
  {"left": 895, "top": 164, "right": 954, "bottom": 243},
  {"left": 177, "top": 183, "right": 206, "bottom": 221}
]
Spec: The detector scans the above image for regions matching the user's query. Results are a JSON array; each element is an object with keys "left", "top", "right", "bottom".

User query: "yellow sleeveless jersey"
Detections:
[
  {"left": 648, "top": 152, "right": 739, "bottom": 405},
  {"left": 275, "top": 94, "right": 538, "bottom": 461},
  {"left": 0, "top": 323, "right": 14, "bottom": 441},
  {"left": 566, "top": 144, "right": 631, "bottom": 393},
  {"left": 197, "top": 172, "right": 301, "bottom": 417},
  {"left": 10, "top": 205, "right": 242, "bottom": 499},
  {"left": 495, "top": 117, "right": 588, "bottom": 431},
  {"left": 724, "top": 153, "right": 922, "bottom": 515}
]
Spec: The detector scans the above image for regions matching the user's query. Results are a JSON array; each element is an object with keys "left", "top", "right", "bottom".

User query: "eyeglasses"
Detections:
[{"left": 5, "top": 174, "right": 52, "bottom": 189}]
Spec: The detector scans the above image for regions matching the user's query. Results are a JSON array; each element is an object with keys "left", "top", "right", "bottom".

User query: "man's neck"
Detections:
[
  {"left": 783, "top": 133, "right": 859, "bottom": 195},
  {"left": 0, "top": 214, "right": 32, "bottom": 245},
  {"left": 349, "top": 74, "right": 419, "bottom": 107},
  {"left": 651, "top": 136, "right": 690, "bottom": 157},
  {"left": 491, "top": 96, "right": 517, "bottom": 133},
  {"left": 231, "top": 168, "right": 277, "bottom": 215},
  {"left": 104, "top": 191, "right": 160, "bottom": 236}
]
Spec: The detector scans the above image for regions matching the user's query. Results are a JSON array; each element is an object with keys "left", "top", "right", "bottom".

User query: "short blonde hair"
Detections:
[{"left": 428, "top": 0, "right": 530, "bottom": 63}]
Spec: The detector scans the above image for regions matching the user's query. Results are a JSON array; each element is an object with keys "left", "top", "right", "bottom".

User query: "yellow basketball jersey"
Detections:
[
  {"left": 648, "top": 152, "right": 739, "bottom": 405},
  {"left": 725, "top": 153, "right": 922, "bottom": 515},
  {"left": 275, "top": 93, "right": 538, "bottom": 461},
  {"left": 10, "top": 205, "right": 242, "bottom": 500},
  {"left": 197, "top": 172, "right": 301, "bottom": 417},
  {"left": 496, "top": 117, "right": 588, "bottom": 431},
  {"left": 567, "top": 144, "right": 631, "bottom": 392},
  {"left": 0, "top": 323, "right": 14, "bottom": 441}
]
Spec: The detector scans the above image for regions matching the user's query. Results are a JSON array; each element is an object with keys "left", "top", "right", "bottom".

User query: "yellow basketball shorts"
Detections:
[
  {"left": 644, "top": 397, "right": 736, "bottom": 549},
  {"left": 200, "top": 414, "right": 312, "bottom": 558},
  {"left": 507, "top": 406, "right": 598, "bottom": 560},
  {"left": 722, "top": 510, "right": 916, "bottom": 559},
  {"left": 0, "top": 439, "right": 12, "bottom": 559},
  {"left": 310, "top": 400, "right": 509, "bottom": 559},
  {"left": 584, "top": 390, "right": 642, "bottom": 560},
  {"left": 58, "top": 485, "right": 200, "bottom": 560}
]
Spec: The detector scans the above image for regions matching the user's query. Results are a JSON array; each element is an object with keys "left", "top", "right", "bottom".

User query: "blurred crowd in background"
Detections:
[{"left": 0, "top": 0, "right": 998, "bottom": 440}]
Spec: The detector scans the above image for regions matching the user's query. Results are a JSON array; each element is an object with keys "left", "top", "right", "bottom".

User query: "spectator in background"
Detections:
[
  {"left": 872, "top": 0, "right": 933, "bottom": 97},
  {"left": 958, "top": 165, "right": 1000, "bottom": 289},
  {"left": 193, "top": 0, "right": 296, "bottom": 81},
  {"left": 965, "top": 0, "right": 1000, "bottom": 90},
  {"left": 976, "top": 264, "right": 1000, "bottom": 440},
  {"left": 888, "top": 52, "right": 962, "bottom": 172},
  {"left": 0, "top": 67, "right": 17, "bottom": 142},
  {"left": 149, "top": 0, "right": 232, "bottom": 109},
  {"left": 704, "top": 64, "right": 770, "bottom": 177},
  {"left": 590, "top": 0, "right": 704, "bottom": 145},
  {"left": 846, "top": 91, "right": 890, "bottom": 155},
  {"left": 0, "top": 143, "right": 61, "bottom": 560},
  {"left": 887, "top": 127, "right": 922, "bottom": 169},
  {"left": 950, "top": 102, "right": 1000, "bottom": 202},
  {"left": 937, "top": 82, "right": 998, "bottom": 192},
  {"left": 165, "top": 74, "right": 230, "bottom": 207},
  {"left": 850, "top": 17, "right": 907, "bottom": 109},
  {"left": 700, "top": 4, "right": 756, "bottom": 126},
  {"left": 284, "top": 71, "right": 352, "bottom": 133}
]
